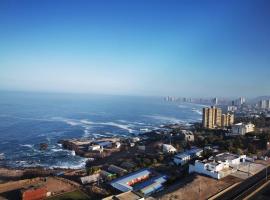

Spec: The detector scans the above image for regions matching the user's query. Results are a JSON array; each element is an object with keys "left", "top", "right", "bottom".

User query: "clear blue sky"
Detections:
[{"left": 0, "top": 0, "right": 270, "bottom": 97}]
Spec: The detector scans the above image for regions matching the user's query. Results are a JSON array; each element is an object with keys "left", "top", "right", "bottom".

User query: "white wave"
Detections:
[
  {"left": 144, "top": 115, "right": 186, "bottom": 124},
  {"left": 51, "top": 149, "right": 62, "bottom": 152},
  {"left": 192, "top": 109, "right": 202, "bottom": 115},
  {"left": 99, "top": 122, "right": 134, "bottom": 133},
  {"left": 81, "top": 119, "right": 135, "bottom": 133},
  {"left": 177, "top": 104, "right": 188, "bottom": 108},
  {"left": 49, "top": 158, "right": 88, "bottom": 169},
  {"left": 80, "top": 119, "right": 93, "bottom": 125},
  {"left": 20, "top": 144, "right": 34, "bottom": 148}
]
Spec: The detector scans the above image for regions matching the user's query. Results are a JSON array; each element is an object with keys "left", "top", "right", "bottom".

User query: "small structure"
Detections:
[
  {"left": 100, "top": 170, "right": 116, "bottom": 180},
  {"left": 162, "top": 144, "right": 177, "bottom": 154},
  {"left": 96, "top": 141, "right": 113, "bottom": 148},
  {"left": 115, "top": 142, "right": 121, "bottom": 148},
  {"left": 180, "top": 130, "right": 194, "bottom": 142},
  {"left": 89, "top": 144, "right": 101, "bottom": 151},
  {"left": 108, "top": 165, "right": 128, "bottom": 176},
  {"left": 173, "top": 153, "right": 191, "bottom": 166},
  {"left": 121, "top": 161, "right": 136, "bottom": 171},
  {"left": 80, "top": 173, "right": 101, "bottom": 184},
  {"left": 173, "top": 147, "right": 203, "bottom": 166},
  {"left": 231, "top": 123, "right": 255, "bottom": 135}
]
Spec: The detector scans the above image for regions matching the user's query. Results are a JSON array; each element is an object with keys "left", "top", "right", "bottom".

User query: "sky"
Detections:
[{"left": 0, "top": 0, "right": 270, "bottom": 97}]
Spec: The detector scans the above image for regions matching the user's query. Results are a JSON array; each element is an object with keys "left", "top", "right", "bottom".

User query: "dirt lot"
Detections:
[
  {"left": 154, "top": 174, "right": 241, "bottom": 200},
  {"left": 44, "top": 177, "right": 76, "bottom": 195},
  {"left": 0, "top": 177, "right": 77, "bottom": 199}
]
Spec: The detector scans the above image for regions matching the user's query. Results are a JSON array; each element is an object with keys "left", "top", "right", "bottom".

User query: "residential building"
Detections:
[
  {"left": 221, "top": 113, "right": 234, "bottom": 127},
  {"left": 232, "top": 123, "right": 255, "bottom": 135},
  {"left": 162, "top": 144, "right": 177, "bottom": 153},
  {"left": 81, "top": 174, "right": 101, "bottom": 184},
  {"left": 173, "top": 147, "right": 203, "bottom": 166},
  {"left": 189, "top": 153, "right": 246, "bottom": 179},
  {"left": 189, "top": 159, "right": 229, "bottom": 179},
  {"left": 174, "top": 153, "right": 191, "bottom": 166},
  {"left": 227, "top": 106, "right": 237, "bottom": 112},
  {"left": 180, "top": 130, "right": 194, "bottom": 142},
  {"left": 108, "top": 165, "right": 128, "bottom": 176},
  {"left": 213, "top": 152, "right": 246, "bottom": 167},
  {"left": 202, "top": 106, "right": 222, "bottom": 129}
]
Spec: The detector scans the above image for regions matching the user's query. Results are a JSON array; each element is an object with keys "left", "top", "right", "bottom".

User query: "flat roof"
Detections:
[
  {"left": 215, "top": 153, "right": 240, "bottom": 162},
  {"left": 110, "top": 168, "right": 166, "bottom": 193}
]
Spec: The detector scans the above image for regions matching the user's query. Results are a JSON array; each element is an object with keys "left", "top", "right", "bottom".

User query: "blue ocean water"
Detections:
[{"left": 0, "top": 91, "right": 204, "bottom": 169}]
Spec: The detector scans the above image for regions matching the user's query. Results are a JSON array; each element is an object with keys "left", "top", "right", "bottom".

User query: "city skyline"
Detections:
[{"left": 1, "top": 0, "right": 270, "bottom": 97}]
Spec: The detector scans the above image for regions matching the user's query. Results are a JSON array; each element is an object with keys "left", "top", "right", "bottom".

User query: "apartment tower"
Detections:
[{"left": 202, "top": 106, "right": 222, "bottom": 129}]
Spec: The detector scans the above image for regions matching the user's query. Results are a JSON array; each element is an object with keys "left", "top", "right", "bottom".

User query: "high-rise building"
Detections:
[
  {"left": 202, "top": 106, "right": 222, "bottom": 129},
  {"left": 239, "top": 97, "right": 245, "bottom": 105},
  {"left": 267, "top": 100, "right": 270, "bottom": 109},
  {"left": 212, "top": 98, "right": 218, "bottom": 105},
  {"left": 221, "top": 113, "right": 234, "bottom": 127},
  {"left": 259, "top": 100, "right": 267, "bottom": 109}
]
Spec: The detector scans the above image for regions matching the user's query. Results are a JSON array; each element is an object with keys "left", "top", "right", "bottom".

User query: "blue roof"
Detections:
[{"left": 110, "top": 168, "right": 167, "bottom": 193}]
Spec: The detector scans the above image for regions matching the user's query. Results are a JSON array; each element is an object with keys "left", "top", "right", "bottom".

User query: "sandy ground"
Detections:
[
  {"left": 155, "top": 174, "right": 241, "bottom": 200},
  {"left": 0, "top": 168, "right": 24, "bottom": 180}
]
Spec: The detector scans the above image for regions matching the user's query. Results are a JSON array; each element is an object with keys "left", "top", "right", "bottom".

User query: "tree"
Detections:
[{"left": 248, "top": 144, "right": 257, "bottom": 154}]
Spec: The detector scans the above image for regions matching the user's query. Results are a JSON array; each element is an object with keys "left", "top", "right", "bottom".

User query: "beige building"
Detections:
[
  {"left": 202, "top": 106, "right": 222, "bottom": 129},
  {"left": 221, "top": 113, "right": 234, "bottom": 127}
]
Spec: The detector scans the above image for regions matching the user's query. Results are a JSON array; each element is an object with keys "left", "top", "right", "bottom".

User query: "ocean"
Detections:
[{"left": 0, "top": 91, "right": 204, "bottom": 169}]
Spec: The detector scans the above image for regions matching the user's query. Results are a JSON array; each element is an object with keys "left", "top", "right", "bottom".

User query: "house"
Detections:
[
  {"left": 173, "top": 147, "right": 203, "bottom": 166},
  {"left": 231, "top": 123, "right": 255, "bottom": 135},
  {"left": 81, "top": 173, "right": 101, "bottom": 184},
  {"left": 162, "top": 144, "right": 177, "bottom": 153},
  {"left": 189, "top": 153, "right": 246, "bottom": 179},
  {"left": 173, "top": 153, "right": 191, "bottom": 165},
  {"left": 110, "top": 168, "right": 167, "bottom": 196},
  {"left": 180, "top": 130, "right": 194, "bottom": 142},
  {"left": 189, "top": 159, "right": 230, "bottom": 179},
  {"left": 213, "top": 152, "right": 246, "bottom": 167},
  {"left": 108, "top": 165, "right": 128, "bottom": 176},
  {"left": 96, "top": 141, "right": 113, "bottom": 148}
]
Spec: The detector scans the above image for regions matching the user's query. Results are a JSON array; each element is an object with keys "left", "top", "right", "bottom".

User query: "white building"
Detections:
[
  {"left": 189, "top": 160, "right": 229, "bottom": 179},
  {"left": 174, "top": 153, "right": 191, "bottom": 166},
  {"left": 173, "top": 147, "right": 203, "bottom": 166},
  {"left": 232, "top": 123, "right": 255, "bottom": 135},
  {"left": 189, "top": 153, "right": 246, "bottom": 179},
  {"left": 162, "top": 144, "right": 177, "bottom": 153},
  {"left": 89, "top": 145, "right": 101, "bottom": 151},
  {"left": 227, "top": 106, "right": 237, "bottom": 112},
  {"left": 214, "top": 152, "right": 246, "bottom": 167}
]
